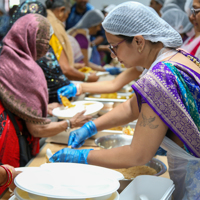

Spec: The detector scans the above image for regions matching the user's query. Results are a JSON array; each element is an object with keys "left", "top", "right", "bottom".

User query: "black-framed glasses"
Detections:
[
  {"left": 191, "top": 7, "right": 200, "bottom": 16},
  {"left": 109, "top": 39, "right": 126, "bottom": 56}
]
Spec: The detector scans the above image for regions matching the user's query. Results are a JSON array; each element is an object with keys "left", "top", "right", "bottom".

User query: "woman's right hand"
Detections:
[
  {"left": 87, "top": 73, "right": 99, "bottom": 82},
  {"left": 70, "top": 111, "right": 92, "bottom": 129}
]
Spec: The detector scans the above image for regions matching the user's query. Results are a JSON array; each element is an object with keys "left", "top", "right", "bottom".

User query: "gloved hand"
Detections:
[
  {"left": 105, "top": 67, "right": 121, "bottom": 75},
  {"left": 57, "top": 83, "right": 77, "bottom": 104},
  {"left": 68, "top": 121, "right": 98, "bottom": 148},
  {"left": 49, "top": 148, "right": 93, "bottom": 164}
]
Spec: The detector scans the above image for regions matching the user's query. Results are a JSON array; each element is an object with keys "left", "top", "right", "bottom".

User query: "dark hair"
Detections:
[
  {"left": 118, "top": 35, "right": 134, "bottom": 43},
  {"left": 45, "top": 0, "right": 71, "bottom": 10}
]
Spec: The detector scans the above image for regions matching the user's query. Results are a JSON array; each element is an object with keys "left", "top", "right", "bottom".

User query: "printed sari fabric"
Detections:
[
  {"left": 0, "top": 14, "right": 51, "bottom": 124},
  {"left": 132, "top": 50, "right": 200, "bottom": 158}
]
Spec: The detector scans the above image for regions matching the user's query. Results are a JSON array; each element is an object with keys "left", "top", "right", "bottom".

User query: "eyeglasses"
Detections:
[
  {"left": 109, "top": 39, "right": 126, "bottom": 56},
  {"left": 191, "top": 7, "right": 200, "bottom": 16}
]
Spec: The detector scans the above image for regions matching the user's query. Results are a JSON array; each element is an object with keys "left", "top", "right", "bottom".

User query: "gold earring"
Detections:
[{"left": 138, "top": 49, "right": 141, "bottom": 53}]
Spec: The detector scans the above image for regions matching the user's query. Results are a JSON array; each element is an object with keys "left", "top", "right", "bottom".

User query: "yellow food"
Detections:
[
  {"left": 108, "top": 126, "right": 123, "bottom": 131},
  {"left": 84, "top": 103, "right": 94, "bottom": 106},
  {"left": 100, "top": 93, "right": 118, "bottom": 99},
  {"left": 60, "top": 95, "right": 75, "bottom": 108},
  {"left": 123, "top": 126, "right": 134, "bottom": 135},
  {"left": 129, "top": 93, "right": 134, "bottom": 99},
  {"left": 113, "top": 165, "right": 157, "bottom": 179},
  {"left": 121, "top": 64, "right": 125, "bottom": 68},
  {"left": 78, "top": 67, "right": 93, "bottom": 73}
]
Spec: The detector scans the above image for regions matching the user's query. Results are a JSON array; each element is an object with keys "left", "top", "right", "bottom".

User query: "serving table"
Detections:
[{"left": 1, "top": 142, "right": 169, "bottom": 200}]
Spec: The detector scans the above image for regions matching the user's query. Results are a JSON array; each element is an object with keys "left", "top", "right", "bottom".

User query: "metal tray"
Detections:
[
  {"left": 91, "top": 121, "right": 137, "bottom": 139},
  {"left": 84, "top": 93, "right": 132, "bottom": 103}
]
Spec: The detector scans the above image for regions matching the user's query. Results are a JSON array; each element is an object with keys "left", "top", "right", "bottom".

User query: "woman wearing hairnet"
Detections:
[
  {"left": 49, "top": 2, "right": 200, "bottom": 199},
  {"left": 162, "top": 8, "right": 193, "bottom": 41}
]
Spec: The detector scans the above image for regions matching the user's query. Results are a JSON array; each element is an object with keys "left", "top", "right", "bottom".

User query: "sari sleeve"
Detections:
[{"left": 49, "top": 34, "right": 63, "bottom": 61}]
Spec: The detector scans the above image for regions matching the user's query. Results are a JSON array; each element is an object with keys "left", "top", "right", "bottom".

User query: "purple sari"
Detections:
[{"left": 132, "top": 50, "right": 200, "bottom": 157}]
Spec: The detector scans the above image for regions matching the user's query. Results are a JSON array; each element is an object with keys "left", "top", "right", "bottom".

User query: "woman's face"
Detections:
[
  {"left": 57, "top": 7, "right": 70, "bottom": 22},
  {"left": 105, "top": 32, "right": 142, "bottom": 68},
  {"left": 89, "top": 24, "right": 102, "bottom": 35},
  {"left": 190, "top": 0, "right": 200, "bottom": 32}
]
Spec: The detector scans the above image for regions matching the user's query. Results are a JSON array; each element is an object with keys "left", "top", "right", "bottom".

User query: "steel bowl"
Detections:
[
  {"left": 95, "top": 135, "right": 167, "bottom": 193},
  {"left": 95, "top": 134, "right": 132, "bottom": 149}
]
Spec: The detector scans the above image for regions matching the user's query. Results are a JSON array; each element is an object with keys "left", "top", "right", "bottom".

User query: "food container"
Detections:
[
  {"left": 119, "top": 175, "right": 175, "bottom": 200},
  {"left": 98, "top": 102, "right": 114, "bottom": 116},
  {"left": 95, "top": 134, "right": 132, "bottom": 149},
  {"left": 95, "top": 135, "right": 167, "bottom": 193},
  {"left": 92, "top": 121, "right": 137, "bottom": 139},
  {"left": 118, "top": 158, "right": 167, "bottom": 193}
]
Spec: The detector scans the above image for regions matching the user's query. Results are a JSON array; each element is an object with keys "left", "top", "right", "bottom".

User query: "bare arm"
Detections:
[
  {"left": 88, "top": 62, "right": 106, "bottom": 72},
  {"left": 94, "top": 94, "right": 139, "bottom": 131},
  {"left": 87, "top": 103, "right": 168, "bottom": 168},
  {"left": 81, "top": 67, "right": 142, "bottom": 94},
  {"left": 26, "top": 111, "right": 92, "bottom": 138},
  {"left": 59, "top": 50, "right": 99, "bottom": 82},
  {"left": 59, "top": 50, "right": 85, "bottom": 81}
]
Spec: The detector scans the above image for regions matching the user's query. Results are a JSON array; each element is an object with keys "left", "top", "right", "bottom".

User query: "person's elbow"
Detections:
[{"left": 26, "top": 122, "right": 45, "bottom": 138}]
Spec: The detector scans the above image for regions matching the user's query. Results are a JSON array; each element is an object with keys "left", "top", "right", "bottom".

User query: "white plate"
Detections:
[
  {"left": 52, "top": 101, "right": 104, "bottom": 119},
  {"left": 15, "top": 167, "right": 39, "bottom": 172},
  {"left": 8, "top": 195, "right": 18, "bottom": 200},
  {"left": 14, "top": 187, "right": 119, "bottom": 200},
  {"left": 96, "top": 71, "right": 109, "bottom": 77},
  {"left": 14, "top": 166, "right": 120, "bottom": 199},
  {"left": 40, "top": 163, "right": 124, "bottom": 181}
]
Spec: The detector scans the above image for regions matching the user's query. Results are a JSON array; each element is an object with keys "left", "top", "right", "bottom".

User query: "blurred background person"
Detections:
[
  {"left": 45, "top": 0, "right": 99, "bottom": 82},
  {"left": 182, "top": 0, "right": 200, "bottom": 59},
  {"left": 68, "top": 9, "right": 105, "bottom": 70},
  {"left": 0, "top": 3, "right": 9, "bottom": 41},
  {"left": 162, "top": 8, "right": 193, "bottom": 42},
  {"left": 149, "top": 0, "right": 165, "bottom": 16},
  {"left": 163, "top": 0, "right": 186, "bottom": 11}
]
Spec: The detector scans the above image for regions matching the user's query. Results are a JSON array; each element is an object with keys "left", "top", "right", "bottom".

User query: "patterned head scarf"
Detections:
[
  {"left": 0, "top": 14, "right": 51, "bottom": 124},
  {"left": 8, "top": 0, "right": 47, "bottom": 32}
]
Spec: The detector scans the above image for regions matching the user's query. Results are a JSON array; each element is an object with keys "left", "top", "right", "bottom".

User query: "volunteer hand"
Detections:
[
  {"left": 68, "top": 121, "right": 98, "bottom": 148},
  {"left": 49, "top": 148, "right": 93, "bottom": 164},
  {"left": 57, "top": 83, "right": 77, "bottom": 103},
  {"left": 105, "top": 67, "right": 121, "bottom": 75}
]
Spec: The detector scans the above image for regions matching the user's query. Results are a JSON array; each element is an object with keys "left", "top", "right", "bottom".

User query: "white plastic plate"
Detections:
[
  {"left": 52, "top": 101, "right": 104, "bottom": 119},
  {"left": 14, "top": 166, "right": 120, "bottom": 199}
]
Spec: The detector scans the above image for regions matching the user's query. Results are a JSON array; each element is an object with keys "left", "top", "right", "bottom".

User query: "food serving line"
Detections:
[{"left": 1, "top": 75, "right": 172, "bottom": 200}]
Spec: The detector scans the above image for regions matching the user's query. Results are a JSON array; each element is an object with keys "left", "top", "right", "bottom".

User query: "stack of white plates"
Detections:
[{"left": 11, "top": 163, "right": 123, "bottom": 200}]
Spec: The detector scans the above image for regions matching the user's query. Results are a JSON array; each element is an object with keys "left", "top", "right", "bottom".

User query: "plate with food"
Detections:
[{"left": 52, "top": 100, "right": 104, "bottom": 119}]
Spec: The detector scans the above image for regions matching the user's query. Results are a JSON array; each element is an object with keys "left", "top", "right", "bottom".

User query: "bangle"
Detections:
[
  {"left": 83, "top": 73, "right": 89, "bottom": 82},
  {"left": 0, "top": 166, "right": 13, "bottom": 188},
  {"left": 76, "top": 83, "right": 83, "bottom": 96},
  {"left": 65, "top": 119, "right": 71, "bottom": 131}
]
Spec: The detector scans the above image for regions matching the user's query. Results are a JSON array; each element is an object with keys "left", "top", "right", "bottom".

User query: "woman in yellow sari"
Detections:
[{"left": 45, "top": 0, "right": 99, "bottom": 82}]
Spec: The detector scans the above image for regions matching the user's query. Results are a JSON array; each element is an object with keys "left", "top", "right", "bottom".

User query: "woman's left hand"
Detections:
[
  {"left": 70, "top": 110, "right": 92, "bottom": 129},
  {"left": 47, "top": 102, "right": 62, "bottom": 116}
]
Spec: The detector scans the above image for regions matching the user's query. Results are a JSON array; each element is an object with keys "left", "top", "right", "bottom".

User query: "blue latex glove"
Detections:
[
  {"left": 105, "top": 67, "right": 121, "bottom": 75},
  {"left": 57, "top": 83, "right": 77, "bottom": 104},
  {"left": 49, "top": 148, "right": 93, "bottom": 164},
  {"left": 68, "top": 121, "right": 98, "bottom": 148}
]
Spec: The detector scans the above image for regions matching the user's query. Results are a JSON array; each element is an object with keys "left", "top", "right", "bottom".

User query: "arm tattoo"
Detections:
[{"left": 139, "top": 113, "right": 159, "bottom": 129}]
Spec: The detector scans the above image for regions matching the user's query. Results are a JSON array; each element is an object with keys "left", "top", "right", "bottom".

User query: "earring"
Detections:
[{"left": 138, "top": 49, "right": 141, "bottom": 53}]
